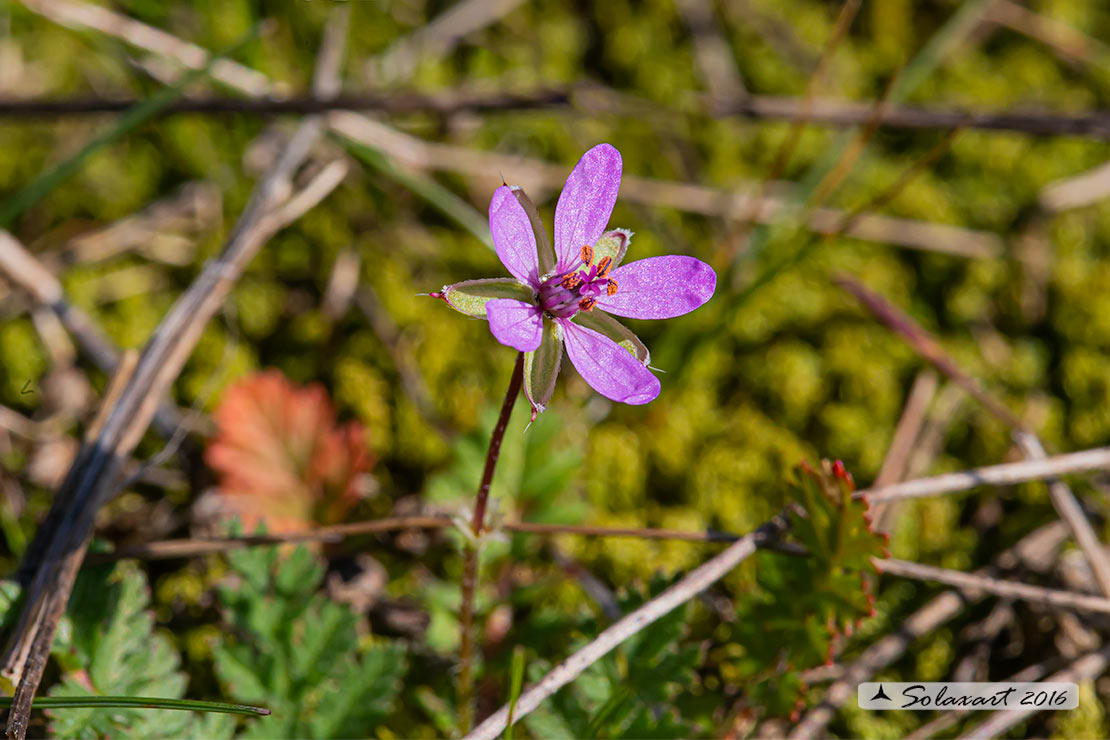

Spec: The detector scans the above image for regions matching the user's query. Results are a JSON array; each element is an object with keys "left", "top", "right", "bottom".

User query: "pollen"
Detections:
[
  {"left": 596, "top": 256, "right": 612, "bottom": 278},
  {"left": 560, "top": 273, "right": 583, "bottom": 289},
  {"left": 578, "top": 297, "right": 597, "bottom": 312},
  {"left": 606, "top": 279, "right": 618, "bottom": 296},
  {"left": 580, "top": 244, "right": 594, "bottom": 265}
]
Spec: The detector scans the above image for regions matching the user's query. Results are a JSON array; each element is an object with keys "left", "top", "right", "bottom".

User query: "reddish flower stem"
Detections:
[{"left": 458, "top": 351, "right": 524, "bottom": 732}]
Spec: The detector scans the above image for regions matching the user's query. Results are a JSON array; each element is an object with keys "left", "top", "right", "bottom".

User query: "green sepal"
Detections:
[
  {"left": 510, "top": 186, "right": 556, "bottom": 277},
  {"left": 438, "top": 278, "right": 534, "bottom": 318},
  {"left": 593, "top": 228, "right": 632, "bottom": 268},
  {"left": 572, "top": 310, "right": 650, "bottom": 366},
  {"left": 523, "top": 321, "right": 563, "bottom": 417}
]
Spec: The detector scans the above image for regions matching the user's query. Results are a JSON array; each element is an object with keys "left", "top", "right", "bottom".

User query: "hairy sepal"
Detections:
[{"left": 439, "top": 278, "right": 534, "bottom": 318}]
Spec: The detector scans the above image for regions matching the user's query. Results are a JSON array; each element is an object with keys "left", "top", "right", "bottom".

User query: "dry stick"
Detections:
[
  {"left": 983, "top": 0, "right": 1110, "bottom": 70},
  {"left": 836, "top": 274, "right": 1110, "bottom": 598},
  {"left": 869, "top": 369, "right": 938, "bottom": 529},
  {"left": 14, "top": 0, "right": 1001, "bottom": 259},
  {"left": 675, "top": 0, "right": 748, "bottom": 102},
  {"left": 0, "top": 232, "right": 184, "bottom": 439},
  {"left": 787, "top": 520, "right": 1070, "bottom": 739},
  {"left": 877, "top": 557, "right": 1110, "bottom": 617},
  {"left": 956, "top": 645, "right": 1110, "bottom": 740},
  {"left": 836, "top": 274, "right": 1025, "bottom": 430},
  {"left": 0, "top": 90, "right": 571, "bottom": 118},
  {"left": 713, "top": 94, "right": 1110, "bottom": 137},
  {"left": 463, "top": 509, "right": 796, "bottom": 740},
  {"left": 458, "top": 352, "right": 524, "bottom": 733},
  {"left": 366, "top": 0, "right": 527, "bottom": 83},
  {"left": 7, "top": 89, "right": 1110, "bottom": 138},
  {"left": 0, "top": 14, "right": 347, "bottom": 738},
  {"left": 88, "top": 519, "right": 767, "bottom": 564},
  {"left": 86, "top": 439, "right": 1110, "bottom": 563},
  {"left": 859, "top": 445, "right": 1110, "bottom": 503}
]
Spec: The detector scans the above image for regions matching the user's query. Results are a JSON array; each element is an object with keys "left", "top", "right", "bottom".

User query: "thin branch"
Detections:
[
  {"left": 365, "top": 0, "right": 527, "bottom": 83},
  {"left": 463, "top": 510, "right": 795, "bottom": 740},
  {"left": 869, "top": 369, "right": 938, "bottom": 529},
  {"left": 676, "top": 0, "right": 748, "bottom": 102},
  {"left": 859, "top": 445, "right": 1110, "bottom": 503},
  {"left": 878, "top": 557, "right": 1110, "bottom": 617},
  {"left": 0, "top": 90, "right": 571, "bottom": 118},
  {"left": 714, "top": 94, "right": 1110, "bottom": 138}
]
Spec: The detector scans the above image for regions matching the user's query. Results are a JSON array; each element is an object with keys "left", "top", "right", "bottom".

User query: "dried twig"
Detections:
[
  {"left": 464, "top": 510, "right": 795, "bottom": 740},
  {"left": 676, "top": 0, "right": 747, "bottom": 102},
  {"left": 869, "top": 369, "right": 938, "bottom": 529},
  {"left": 877, "top": 557, "right": 1110, "bottom": 617},
  {"left": 860, "top": 444, "right": 1110, "bottom": 503},
  {"left": 365, "top": 0, "right": 527, "bottom": 83}
]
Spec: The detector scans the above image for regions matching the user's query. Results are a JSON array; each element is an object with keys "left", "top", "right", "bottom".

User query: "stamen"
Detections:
[
  {"left": 606, "top": 279, "right": 618, "bottom": 296},
  {"left": 578, "top": 297, "right": 597, "bottom": 312},
  {"left": 580, "top": 245, "right": 594, "bottom": 265},
  {"left": 596, "top": 256, "right": 612, "bottom": 278},
  {"left": 560, "top": 273, "right": 583, "bottom": 289}
]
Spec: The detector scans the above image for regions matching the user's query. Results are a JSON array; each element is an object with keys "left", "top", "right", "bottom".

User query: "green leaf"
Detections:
[
  {"left": 440, "top": 278, "right": 535, "bottom": 318},
  {"left": 504, "top": 645, "right": 527, "bottom": 740},
  {"left": 47, "top": 562, "right": 251, "bottom": 739},
  {"left": 213, "top": 544, "right": 407, "bottom": 739},
  {"left": 524, "top": 321, "right": 564, "bottom": 415},
  {"left": 572, "top": 310, "right": 649, "bottom": 365}
]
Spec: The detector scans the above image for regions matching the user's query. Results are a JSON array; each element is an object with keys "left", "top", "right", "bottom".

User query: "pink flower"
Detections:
[{"left": 435, "top": 144, "right": 716, "bottom": 417}]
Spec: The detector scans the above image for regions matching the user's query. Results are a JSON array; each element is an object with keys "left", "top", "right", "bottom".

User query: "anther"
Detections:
[
  {"left": 606, "top": 279, "right": 618, "bottom": 296},
  {"left": 596, "top": 256, "right": 612, "bottom": 278},
  {"left": 560, "top": 274, "right": 582, "bottom": 290},
  {"left": 580, "top": 245, "right": 594, "bottom": 264},
  {"left": 578, "top": 297, "right": 597, "bottom": 312}
]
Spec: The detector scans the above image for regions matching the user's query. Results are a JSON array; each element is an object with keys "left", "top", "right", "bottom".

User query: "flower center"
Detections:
[{"left": 537, "top": 245, "right": 619, "bottom": 319}]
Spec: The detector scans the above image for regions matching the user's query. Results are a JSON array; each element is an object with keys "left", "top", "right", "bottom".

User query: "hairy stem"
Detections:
[{"left": 458, "top": 352, "right": 524, "bottom": 732}]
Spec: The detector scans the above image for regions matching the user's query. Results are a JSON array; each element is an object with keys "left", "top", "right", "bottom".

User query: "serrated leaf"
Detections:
[{"left": 440, "top": 278, "right": 535, "bottom": 318}]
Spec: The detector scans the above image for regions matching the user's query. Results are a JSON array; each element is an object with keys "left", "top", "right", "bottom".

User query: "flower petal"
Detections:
[
  {"left": 553, "top": 144, "right": 622, "bottom": 271},
  {"left": 486, "top": 299, "right": 543, "bottom": 352},
  {"left": 490, "top": 185, "right": 540, "bottom": 286},
  {"left": 596, "top": 256, "right": 716, "bottom": 320},
  {"left": 561, "top": 320, "right": 660, "bottom": 405},
  {"left": 524, "top": 321, "right": 564, "bottom": 416},
  {"left": 572, "top": 309, "right": 650, "bottom": 366}
]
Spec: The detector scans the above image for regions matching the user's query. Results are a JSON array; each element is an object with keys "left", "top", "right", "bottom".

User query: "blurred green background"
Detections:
[{"left": 3, "top": 0, "right": 1110, "bottom": 737}]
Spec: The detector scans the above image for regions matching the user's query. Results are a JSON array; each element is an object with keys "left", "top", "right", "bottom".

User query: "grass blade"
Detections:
[
  {"left": 338, "top": 136, "right": 494, "bottom": 252},
  {"left": 3, "top": 695, "right": 269, "bottom": 716},
  {"left": 503, "top": 645, "right": 526, "bottom": 740}
]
